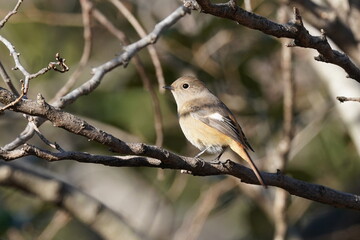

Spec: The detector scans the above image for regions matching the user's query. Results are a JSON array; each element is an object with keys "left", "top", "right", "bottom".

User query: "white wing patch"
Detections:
[{"left": 208, "top": 112, "right": 225, "bottom": 121}]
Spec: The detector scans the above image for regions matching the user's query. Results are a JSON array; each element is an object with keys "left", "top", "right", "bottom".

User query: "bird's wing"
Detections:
[{"left": 190, "top": 102, "right": 254, "bottom": 151}]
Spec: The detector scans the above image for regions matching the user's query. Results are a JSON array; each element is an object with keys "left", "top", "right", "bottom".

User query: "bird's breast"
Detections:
[{"left": 179, "top": 115, "right": 231, "bottom": 153}]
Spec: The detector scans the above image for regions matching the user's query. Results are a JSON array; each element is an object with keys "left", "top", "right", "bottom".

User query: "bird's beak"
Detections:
[{"left": 163, "top": 85, "right": 174, "bottom": 91}]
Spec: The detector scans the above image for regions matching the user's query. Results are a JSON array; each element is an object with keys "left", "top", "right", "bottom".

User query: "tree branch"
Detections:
[
  {"left": 195, "top": 0, "right": 360, "bottom": 82},
  {"left": 0, "top": 0, "right": 23, "bottom": 28},
  {"left": 1, "top": 5, "right": 189, "bottom": 151},
  {"left": 0, "top": 87, "right": 360, "bottom": 210},
  {"left": 336, "top": 96, "right": 360, "bottom": 103},
  {"left": 56, "top": 5, "right": 190, "bottom": 108},
  {"left": 0, "top": 162, "right": 142, "bottom": 240},
  {"left": 289, "top": 0, "right": 360, "bottom": 64}
]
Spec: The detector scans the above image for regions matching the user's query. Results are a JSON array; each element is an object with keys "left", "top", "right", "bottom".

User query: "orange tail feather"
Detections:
[{"left": 229, "top": 141, "right": 267, "bottom": 188}]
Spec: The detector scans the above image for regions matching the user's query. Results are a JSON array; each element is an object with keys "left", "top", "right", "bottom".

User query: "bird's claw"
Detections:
[
  {"left": 209, "top": 159, "right": 223, "bottom": 165},
  {"left": 195, "top": 157, "right": 206, "bottom": 167}
]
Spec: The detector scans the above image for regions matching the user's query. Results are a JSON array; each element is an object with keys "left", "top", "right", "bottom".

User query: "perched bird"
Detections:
[{"left": 164, "top": 76, "right": 266, "bottom": 188}]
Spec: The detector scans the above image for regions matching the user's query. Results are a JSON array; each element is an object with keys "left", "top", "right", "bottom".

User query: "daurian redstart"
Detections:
[{"left": 164, "top": 76, "right": 266, "bottom": 188}]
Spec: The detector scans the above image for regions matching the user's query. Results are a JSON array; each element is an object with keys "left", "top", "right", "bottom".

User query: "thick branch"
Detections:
[
  {"left": 0, "top": 88, "right": 359, "bottom": 210},
  {"left": 195, "top": 0, "right": 360, "bottom": 82}
]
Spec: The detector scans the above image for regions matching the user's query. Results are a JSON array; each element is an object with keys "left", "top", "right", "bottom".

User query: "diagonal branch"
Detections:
[
  {"left": 109, "top": 0, "right": 166, "bottom": 93},
  {"left": 336, "top": 96, "right": 360, "bottom": 103},
  {"left": 92, "top": 5, "right": 164, "bottom": 147},
  {"left": 1, "top": 5, "right": 189, "bottom": 151},
  {"left": 0, "top": 60, "right": 19, "bottom": 96},
  {"left": 0, "top": 162, "right": 142, "bottom": 240},
  {"left": 52, "top": 0, "right": 93, "bottom": 100},
  {"left": 54, "top": 5, "right": 190, "bottom": 108},
  {"left": 195, "top": 0, "right": 360, "bottom": 82},
  {"left": 0, "top": 0, "right": 23, "bottom": 28},
  {"left": 1, "top": 87, "right": 360, "bottom": 211}
]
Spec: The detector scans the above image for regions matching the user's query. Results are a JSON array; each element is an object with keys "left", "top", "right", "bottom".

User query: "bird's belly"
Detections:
[{"left": 179, "top": 116, "right": 230, "bottom": 153}]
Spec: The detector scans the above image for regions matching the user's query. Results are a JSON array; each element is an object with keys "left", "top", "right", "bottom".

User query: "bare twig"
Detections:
[
  {"left": 0, "top": 162, "right": 142, "bottom": 240},
  {"left": 93, "top": 5, "right": 164, "bottom": 146},
  {"left": 133, "top": 58, "right": 164, "bottom": 146},
  {"left": 2, "top": 6, "right": 189, "bottom": 151},
  {"left": 1, "top": 88, "right": 360, "bottom": 210},
  {"left": 0, "top": 52, "right": 68, "bottom": 111},
  {"left": 0, "top": 9, "right": 83, "bottom": 27},
  {"left": 0, "top": 0, "right": 23, "bottom": 28},
  {"left": 289, "top": 0, "right": 360, "bottom": 64},
  {"left": 0, "top": 85, "right": 24, "bottom": 112},
  {"left": 1, "top": 123, "right": 37, "bottom": 151},
  {"left": 56, "top": 5, "right": 190, "bottom": 107},
  {"left": 109, "top": 0, "right": 166, "bottom": 93},
  {"left": 92, "top": 9, "right": 127, "bottom": 42},
  {"left": 53, "top": 0, "right": 93, "bottom": 100},
  {"left": 174, "top": 178, "right": 236, "bottom": 240},
  {"left": 336, "top": 96, "right": 360, "bottom": 103},
  {"left": 195, "top": 0, "right": 360, "bottom": 82},
  {"left": 37, "top": 210, "right": 70, "bottom": 240},
  {"left": 0, "top": 60, "right": 19, "bottom": 96},
  {"left": 273, "top": 5, "right": 295, "bottom": 240},
  {"left": 28, "top": 115, "right": 64, "bottom": 152},
  {"left": 48, "top": 53, "right": 69, "bottom": 73},
  {"left": 0, "top": 34, "right": 68, "bottom": 95}
]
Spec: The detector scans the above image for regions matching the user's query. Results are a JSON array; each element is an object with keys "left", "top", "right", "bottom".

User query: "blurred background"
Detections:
[{"left": 0, "top": 0, "right": 360, "bottom": 239}]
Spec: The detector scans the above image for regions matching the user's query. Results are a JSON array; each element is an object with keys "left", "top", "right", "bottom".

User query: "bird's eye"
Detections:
[{"left": 182, "top": 83, "right": 189, "bottom": 89}]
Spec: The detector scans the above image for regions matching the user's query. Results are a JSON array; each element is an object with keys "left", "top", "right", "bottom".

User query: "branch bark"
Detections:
[
  {"left": 195, "top": 0, "right": 360, "bottom": 82},
  {"left": 1, "top": 5, "right": 189, "bottom": 151},
  {"left": 0, "top": 87, "right": 360, "bottom": 211}
]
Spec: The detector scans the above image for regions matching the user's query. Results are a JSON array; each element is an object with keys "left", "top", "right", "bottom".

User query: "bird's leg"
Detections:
[
  {"left": 194, "top": 148, "right": 208, "bottom": 159},
  {"left": 210, "top": 148, "right": 226, "bottom": 164},
  {"left": 194, "top": 147, "right": 209, "bottom": 167}
]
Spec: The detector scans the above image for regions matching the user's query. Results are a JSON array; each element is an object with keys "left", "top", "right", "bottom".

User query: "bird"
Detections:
[{"left": 164, "top": 76, "right": 266, "bottom": 188}]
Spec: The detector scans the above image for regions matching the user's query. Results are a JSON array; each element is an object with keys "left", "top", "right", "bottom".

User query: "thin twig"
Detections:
[
  {"left": 0, "top": 52, "right": 68, "bottom": 112},
  {"left": 92, "top": 6, "right": 164, "bottom": 146},
  {"left": 0, "top": 34, "right": 31, "bottom": 92},
  {"left": 0, "top": 34, "right": 68, "bottom": 94},
  {"left": 1, "top": 123, "right": 37, "bottom": 151},
  {"left": 0, "top": 0, "right": 23, "bottom": 28},
  {"left": 37, "top": 210, "right": 71, "bottom": 240},
  {"left": 273, "top": 5, "right": 295, "bottom": 240},
  {"left": 0, "top": 60, "right": 19, "bottom": 96},
  {"left": 28, "top": 116, "right": 64, "bottom": 152},
  {"left": 336, "top": 96, "right": 360, "bottom": 103},
  {"left": 57, "top": 6, "right": 190, "bottom": 107},
  {"left": 195, "top": 0, "right": 360, "bottom": 82},
  {"left": 1, "top": 6, "right": 190, "bottom": 151},
  {"left": 53, "top": 0, "right": 93, "bottom": 100},
  {"left": 173, "top": 178, "right": 236, "bottom": 240},
  {"left": 109, "top": 0, "right": 166, "bottom": 93},
  {"left": 0, "top": 82, "right": 24, "bottom": 112}
]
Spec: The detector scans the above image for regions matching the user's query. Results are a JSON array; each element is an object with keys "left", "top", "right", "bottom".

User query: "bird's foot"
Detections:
[{"left": 209, "top": 159, "right": 223, "bottom": 165}]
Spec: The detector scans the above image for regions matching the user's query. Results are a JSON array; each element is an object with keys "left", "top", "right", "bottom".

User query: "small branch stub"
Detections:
[{"left": 49, "top": 53, "right": 69, "bottom": 73}]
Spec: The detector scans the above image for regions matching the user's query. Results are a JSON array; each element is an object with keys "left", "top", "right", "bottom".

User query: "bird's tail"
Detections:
[{"left": 229, "top": 141, "right": 267, "bottom": 188}]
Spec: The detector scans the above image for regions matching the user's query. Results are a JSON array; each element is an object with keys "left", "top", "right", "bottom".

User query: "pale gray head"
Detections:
[{"left": 163, "top": 76, "right": 213, "bottom": 109}]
